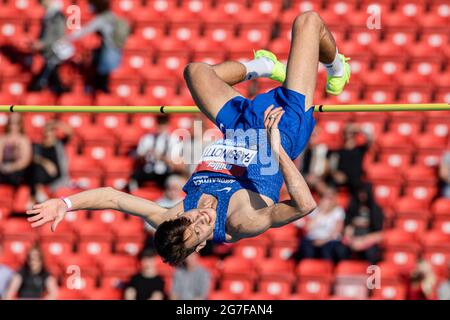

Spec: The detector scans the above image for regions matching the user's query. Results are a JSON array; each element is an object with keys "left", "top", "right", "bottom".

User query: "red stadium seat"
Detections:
[
  {"left": 74, "top": 222, "right": 114, "bottom": 257},
  {"left": 393, "top": 197, "right": 430, "bottom": 222},
  {"left": 221, "top": 257, "right": 256, "bottom": 278},
  {"left": 57, "top": 253, "right": 99, "bottom": 278},
  {"left": 382, "top": 229, "right": 421, "bottom": 273},
  {"left": 377, "top": 132, "right": 413, "bottom": 153},
  {"left": 1, "top": 239, "right": 34, "bottom": 263},
  {"left": 372, "top": 182, "right": 402, "bottom": 208},
  {"left": 378, "top": 149, "right": 413, "bottom": 170},
  {"left": 421, "top": 231, "right": 450, "bottom": 278},
  {"left": 0, "top": 184, "right": 14, "bottom": 209},
  {"left": 334, "top": 261, "right": 370, "bottom": 299},
  {"left": 247, "top": 292, "right": 277, "bottom": 300},
  {"left": 296, "top": 259, "right": 333, "bottom": 299},
  {"left": 83, "top": 145, "right": 115, "bottom": 162},
  {"left": 371, "top": 283, "right": 407, "bottom": 300},
  {"left": 2, "top": 218, "right": 38, "bottom": 242},
  {"left": 69, "top": 156, "right": 103, "bottom": 178},
  {"left": 95, "top": 113, "right": 129, "bottom": 131},
  {"left": 431, "top": 198, "right": 450, "bottom": 220},
  {"left": 60, "top": 113, "right": 92, "bottom": 132},
  {"left": 394, "top": 214, "right": 429, "bottom": 238},
  {"left": 77, "top": 125, "right": 117, "bottom": 147},
  {"left": 23, "top": 92, "right": 56, "bottom": 105},
  {"left": 178, "top": 0, "right": 213, "bottom": 15},
  {"left": 208, "top": 290, "right": 238, "bottom": 300},
  {"left": 258, "top": 259, "right": 295, "bottom": 278},
  {"left": 404, "top": 185, "right": 438, "bottom": 205},
  {"left": 57, "top": 288, "right": 86, "bottom": 300},
  {"left": 98, "top": 254, "right": 138, "bottom": 278},
  {"left": 84, "top": 288, "right": 122, "bottom": 300},
  {"left": 366, "top": 163, "right": 401, "bottom": 185},
  {"left": 61, "top": 272, "right": 97, "bottom": 291},
  {"left": 232, "top": 238, "right": 269, "bottom": 261},
  {"left": 0, "top": 250, "right": 21, "bottom": 270},
  {"left": 220, "top": 277, "right": 255, "bottom": 298},
  {"left": 90, "top": 209, "right": 126, "bottom": 225},
  {"left": 258, "top": 278, "right": 293, "bottom": 299},
  {"left": 403, "top": 165, "right": 437, "bottom": 187}
]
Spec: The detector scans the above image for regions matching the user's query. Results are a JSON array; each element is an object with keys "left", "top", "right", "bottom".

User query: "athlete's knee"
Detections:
[
  {"left": 183, "top": 62, "right": 212, "bottom": 82},
  {"left": 293, "top": 11, "right": 323, "bottom": 31}
]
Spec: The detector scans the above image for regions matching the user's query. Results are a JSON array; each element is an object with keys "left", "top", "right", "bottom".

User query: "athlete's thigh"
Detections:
[
  {"left": 184, "top": 63, "right": 243, "bottom": 123},
  {"left": 283, "top": 13, "right": 322, "bottom": 109}
]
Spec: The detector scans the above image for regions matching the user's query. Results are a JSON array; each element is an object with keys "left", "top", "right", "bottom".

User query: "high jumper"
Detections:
[{"left": 27, "top": 11, "right": 352, "bottom": 265}]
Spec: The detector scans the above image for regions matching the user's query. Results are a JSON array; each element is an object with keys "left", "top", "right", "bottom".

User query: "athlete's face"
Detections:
[{"left": 181, "top": 208, "right": 216, "bottom": 252}]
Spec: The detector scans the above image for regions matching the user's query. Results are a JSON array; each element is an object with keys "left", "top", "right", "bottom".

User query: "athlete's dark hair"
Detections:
[{"left": 154, "top": 217, "right": 195, "bottom": 266}]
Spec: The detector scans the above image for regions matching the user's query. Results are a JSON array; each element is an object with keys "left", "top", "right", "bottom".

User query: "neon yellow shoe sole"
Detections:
[
  {"left": 253, "top": 49, "right": 286, "bottom": 84},
  {"left": 325, "top": 54, "right": 351, "bottom": 96}
]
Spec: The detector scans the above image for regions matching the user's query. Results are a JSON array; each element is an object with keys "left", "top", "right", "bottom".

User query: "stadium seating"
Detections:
[{"left": 0, "top": 0, "right": 448, "bottom": 300}]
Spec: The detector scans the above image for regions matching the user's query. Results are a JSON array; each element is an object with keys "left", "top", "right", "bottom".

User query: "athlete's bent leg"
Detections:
[
  {"left": 183, "top": 62, "right": 246, "bottom": 123},
  {"left": 284, "top": 11, "right": 338, "bottom": 109}
]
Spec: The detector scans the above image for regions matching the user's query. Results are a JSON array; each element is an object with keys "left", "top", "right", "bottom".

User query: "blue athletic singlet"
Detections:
[{"left": 183, "top": 86, "right": 316, "bottom": 243}]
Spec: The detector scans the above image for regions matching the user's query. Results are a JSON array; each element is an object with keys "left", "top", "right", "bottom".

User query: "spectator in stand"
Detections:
[
  {"left": 124, "top": 249, "right": 165, "bottom": 300},
  {"left": 170, "top": 252, "right": 210, "bottom": 300},
  {"left": 30, "top": 120, "right": 73, "bottom": 202},
  {"left": 129, "top": 116, "right": 185, "bottom": 190},
  {"left": 407, "top": 259, "right": 437, "bottom": 300},
  {"left": 328, "top": 124, "right": 373, "bottom": 196},
  {"left": 63, "top": 0, "right": 129, "bottom": 92},
  {"left": 342, "top": 183, "right": 384, "bottom": 265},
  {"left": 156, "top": 174, "right": 187, "bottom": 209},
  {"left": 143, "top": 175, "right": 187, "bottom": 249},
  {"left": 0, "top": 114, "right": 32, "bottom": 189},
  {"left": 28, "top": 0, "right": 67, "bottom": 94},
  {"left": 299, "top": 127, "right": 330, "bottom": 195},
  {"left": 293, "top": 187, "right": 347, "bottom": 263},
  {"left": 0, "top": 257, "right": 14, "bottom": 299},
  {"left": 437, "top": 262, "right": 450, "bottom": 300},
  {"left": 4, "top": 246, "right": 58, "bottom": 300},
  {"left": 439, "top": 150, "right": 450, "bottom": 198}
]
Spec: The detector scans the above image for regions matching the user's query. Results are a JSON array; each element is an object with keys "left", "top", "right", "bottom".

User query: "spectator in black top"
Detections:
[
  {"left": 30, "top": 120, "right": 73, "bottom": 202},
  {"left": 342, "top": 183, "right": 384, "bottom": 264},
  {"left": 328, "top": 124, "right": 373, "bottom": 195},
  {"left": 64, "top": 0, "right": 129, "bottom": 93},
  {"left": 124, "top": 249, "right": 165, "bottom": 300},
  {"left": 4, "top": 246, "right": 58, "bottom": 300},
  {"left": 0, "top": 114, "right": 32, "bottom": 189},
  {"left": 28, "top": 0, "right": 67, "bottom": 94}
]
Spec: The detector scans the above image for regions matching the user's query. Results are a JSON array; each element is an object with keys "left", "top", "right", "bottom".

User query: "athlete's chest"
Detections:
[{"left": 225, "top": 189, "right": 274, "bottom": 239}]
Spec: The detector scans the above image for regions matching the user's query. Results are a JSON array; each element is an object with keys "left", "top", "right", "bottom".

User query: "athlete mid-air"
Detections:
[{"left": 27, "top": 11, "right": 351, "bottom": 265}]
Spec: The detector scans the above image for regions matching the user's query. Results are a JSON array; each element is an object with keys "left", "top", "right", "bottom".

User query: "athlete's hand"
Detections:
[
  {"left": 264, "top": 105, "right": 285, "bottom": 153},
  {"left": 26, "top": 198, "right": 68, "bottom": 232}
]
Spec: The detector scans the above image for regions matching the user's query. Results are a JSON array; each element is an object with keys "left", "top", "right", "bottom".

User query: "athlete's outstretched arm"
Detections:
[
  {"left": 256, "top": 106, "right": 317, "bottom": 230},
  {"left": 26, "top": 187, "right": 181, "bottom": 232}
]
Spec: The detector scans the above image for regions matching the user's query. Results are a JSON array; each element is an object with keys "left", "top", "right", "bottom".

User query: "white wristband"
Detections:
[{"left": 60, "top": 197, "right": 72, "bottom": 210}]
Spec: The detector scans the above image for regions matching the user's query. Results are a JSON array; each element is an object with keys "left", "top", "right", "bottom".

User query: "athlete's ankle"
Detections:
[{"left": 242, "top": 57, "right": 275, "bottom": 81}]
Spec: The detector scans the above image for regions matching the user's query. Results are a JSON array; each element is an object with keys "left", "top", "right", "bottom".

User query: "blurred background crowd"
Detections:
[{"left": 0, "top": 0, "right": 449, "bottom": 300}]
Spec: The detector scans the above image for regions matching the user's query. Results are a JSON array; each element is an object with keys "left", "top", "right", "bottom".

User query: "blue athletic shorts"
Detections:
[{"left": 215, "top": 86, "right": 316, "bottom": 160}]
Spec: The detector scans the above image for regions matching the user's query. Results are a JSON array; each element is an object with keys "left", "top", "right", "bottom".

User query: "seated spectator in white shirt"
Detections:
[
  {"left": 293, "top": 187, "right": 347, "bottom": 263},
  {"left": 170, "top": 253, "right": 210, "bottom": 300},
  {"left": 0, "top": 261, "right": 14, "bottom": 299}
]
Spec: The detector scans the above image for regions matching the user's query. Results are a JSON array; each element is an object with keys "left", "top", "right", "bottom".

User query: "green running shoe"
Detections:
[
  {"left": 253, "top": 49, "right": 286, "bottom": 84},
  {"left": 325, "top": 54, "right": 351, "bottom": 96}
]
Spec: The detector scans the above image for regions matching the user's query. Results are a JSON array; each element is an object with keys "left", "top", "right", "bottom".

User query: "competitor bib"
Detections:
[{"left": 194, "top": 139, "right": 257, "bottom": 177}]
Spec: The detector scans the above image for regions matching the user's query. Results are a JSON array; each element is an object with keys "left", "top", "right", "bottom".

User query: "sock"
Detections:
[
  {"left": 242, "top": 57, "right": 274, "bottom": 81},
  {"left": 323, "top": 49, "right": 344, "bottom": 77}
]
